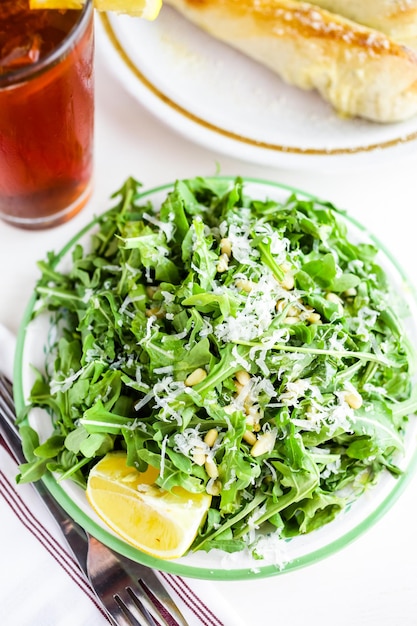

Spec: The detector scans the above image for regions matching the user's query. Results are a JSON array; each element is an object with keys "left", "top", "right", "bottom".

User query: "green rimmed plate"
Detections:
[{"left": 14, "top": 177, "right": 417, "bottom": 580}]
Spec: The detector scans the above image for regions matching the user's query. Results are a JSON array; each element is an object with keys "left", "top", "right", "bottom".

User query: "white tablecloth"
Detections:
[{"left": 1, "top": 19, "right": 417, "bottom": 626}]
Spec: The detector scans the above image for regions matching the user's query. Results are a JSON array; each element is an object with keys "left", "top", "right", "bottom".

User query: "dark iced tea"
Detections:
[{"left": 0, "top": 0, "right": 94, "bottom": 229}]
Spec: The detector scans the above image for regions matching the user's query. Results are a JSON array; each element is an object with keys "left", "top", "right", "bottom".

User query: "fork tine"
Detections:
[
  {"left": 122, "top": 587, "right": 159, "bottom": 626},
  {"left": 113, "top": 588, "right": 157, "bottom": 626},
  {"left": 121, "top": 581, "right": 161, "bottom": 626},
  {"left": 138, "top": 580, "right": 181, "bottom": 626},
  {"left": 87, "top": 535, "right": 187, "bottom": 626},
  {"left": 111, "top": 579, "right": 182, "bottom": 626}
]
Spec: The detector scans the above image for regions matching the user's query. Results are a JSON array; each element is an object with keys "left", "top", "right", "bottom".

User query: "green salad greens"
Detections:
[{"left": 19, "top": 176, "right": 417, "bottom": 558}]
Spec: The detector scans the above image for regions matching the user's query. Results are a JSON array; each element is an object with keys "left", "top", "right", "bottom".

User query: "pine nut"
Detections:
[
  {"left": 283, "top": 316, "right": 299, "bottom": 325},
  {"left": 326, "top": 292, "right": 342, "bottom": 304},
  {"left": 185, "top": 368, "right": 207, "bottom": 387},
  {"left": 245, "top": 407, "right": 261, "bottom": 431},
  {"left": 205, "top": 456, "right": 219, "bottom": 479},
  {"left": 204, "top": 428, "right": 218, "bottom": 447},
  {"left": 243, "top": 430, "right": 257, "bottom": 445},
  {"left": 234, "top": 380, "right": 244, "bottom": 394},
  {"left": 244, "top": 395, "right": 255, "bottom": 412},
  {"left": 280, "top": 271, "right": 295, "bottom": 291},
  {"left": 307, "top": 312, "right": 321, "bottom": 324},
  {"left": 217, "top": 253, "right": 229, "bottom": 273},
  {"left": 206, "top": 478, "right": 222, "bottom": 496},
  {"left": 343, "top": 288, "right": 357, "bottom": 298},
  {"left": 287, "top": 305, "right": 299, "bottom": 317},
  {"left": 325, "top": 292, "right": 344, "bottom": 316},
  {"left": 235, "top": 370, "right": 251, "bottom": 386},
  {"left": 250, "top": 431, "right": 276, "bottom": 457},
  {"left": 192, "top": 449, "right": 207, "bottom": 466},
  {"left": 145, "top": 286, "right": 158, "bottom": 298},
  {"left": 344, "top": 390, "right": 363, "bottom": 410},
  {"left": 235, "top": 278, "right": 253, "bottom": 293},
  {"left": 145, "top": 306, "right": 164, "bottom": 319},
  {"left": 276, "top": 299, "right": 286, "bottom": 313},
  {"left": 220, "top": 238, "right": 232, "bottom": 257}
]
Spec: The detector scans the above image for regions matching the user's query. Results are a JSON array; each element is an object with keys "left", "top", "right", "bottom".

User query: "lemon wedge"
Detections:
[
  {"left": 86, "top": 452, "right": 212, "bottom": 560},
  {"left": 29, "top": 0, "right": 162, "bottom": 20}
]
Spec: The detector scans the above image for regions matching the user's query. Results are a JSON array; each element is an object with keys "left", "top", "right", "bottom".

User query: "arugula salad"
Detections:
[{"left": 19, "top": 176, "right": 417, "bottom": 558}]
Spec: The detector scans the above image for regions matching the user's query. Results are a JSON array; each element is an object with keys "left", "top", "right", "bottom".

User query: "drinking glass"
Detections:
[{"left": 0, "top": 0, "right": 94, "bottom": 229}]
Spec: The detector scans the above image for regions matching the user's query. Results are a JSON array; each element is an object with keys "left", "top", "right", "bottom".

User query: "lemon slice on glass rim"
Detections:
[
  {"left": 86, "top": 451, "right": 212, "bottom": 560},
  {"left": 29, "top": 0, "right": 162, "bottom": 20}
]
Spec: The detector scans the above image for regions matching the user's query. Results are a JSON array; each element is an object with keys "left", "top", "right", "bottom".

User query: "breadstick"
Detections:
[
  {"left": 165, "top": 0, "right": 417, "bottom": 122},
  {"left": 293, "top": 0, "right": 417, "bottom": 42}
]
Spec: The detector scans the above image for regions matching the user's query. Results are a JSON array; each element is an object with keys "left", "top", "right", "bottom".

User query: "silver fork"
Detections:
[{"left": 0, "top": 374, "right": 189, "bottom": 626}]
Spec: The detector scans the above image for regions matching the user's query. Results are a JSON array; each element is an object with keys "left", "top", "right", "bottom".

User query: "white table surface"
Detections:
[{"left": 1, "top": 22, "right": 417, "bottom": 626}]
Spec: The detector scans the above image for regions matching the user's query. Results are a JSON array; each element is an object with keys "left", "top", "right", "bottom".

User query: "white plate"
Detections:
[
  {"left": 96, "top": 8, "right": 417, "bottom": 170},
  {"left": 14, "top": 177, "right": 417, "bottom": 580}
]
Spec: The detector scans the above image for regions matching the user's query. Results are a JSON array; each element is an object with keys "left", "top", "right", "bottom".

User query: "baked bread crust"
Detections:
[
  {"left": 294, "top": 0, "right": 417, "bottom": 41},
  {"left": 165, "top": 0, "right": 417, "bottom": 122}
]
